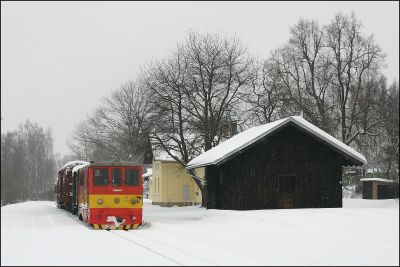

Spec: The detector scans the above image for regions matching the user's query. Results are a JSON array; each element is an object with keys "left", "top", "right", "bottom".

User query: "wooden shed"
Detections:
[
  {"left": 360, "top": 178, "right": 399, "bottom": 199},
  {"left": 187, "top": 116, "right": 367, "bottom": 210}
]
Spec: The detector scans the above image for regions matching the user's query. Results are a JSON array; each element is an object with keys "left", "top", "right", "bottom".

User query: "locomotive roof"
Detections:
[
  {"left": 72, "top": 162, "right": 90, "bottom": 174},
  {"left": 187, "top": 116, "right": 367, "bottom": 169},
  {"left": 58, "top": 160, "right": 90, "bottom": 172},
  {"left": 86, "top": 161, "right": 142, "bottom": 167}
]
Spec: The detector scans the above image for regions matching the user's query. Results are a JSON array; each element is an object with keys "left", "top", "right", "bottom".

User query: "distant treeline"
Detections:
[{"left": 1, "top": 120, "right": 57, "bottom": 206}]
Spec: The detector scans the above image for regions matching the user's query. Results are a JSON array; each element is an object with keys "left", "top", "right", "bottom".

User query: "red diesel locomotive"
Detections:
[{"left": 56, "top": 160, "right": 143, "bottom": 230}]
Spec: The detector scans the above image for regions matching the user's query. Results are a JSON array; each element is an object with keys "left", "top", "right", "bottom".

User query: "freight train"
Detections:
[{"left": 56, "top": 160, "right": 143, "bottom": 230}]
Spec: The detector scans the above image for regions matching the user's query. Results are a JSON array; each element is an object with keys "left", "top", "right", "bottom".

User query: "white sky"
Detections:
[{"left": 1, "top": 1, "right": 399, "bottom": 156}]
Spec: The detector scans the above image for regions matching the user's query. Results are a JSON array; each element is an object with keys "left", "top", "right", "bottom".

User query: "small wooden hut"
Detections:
[
  {"left": 187, "top": 116, "right": 367, "bottom": 210},
  {"left": 360, "top": 178, "right": 399, "bottom": 199}
]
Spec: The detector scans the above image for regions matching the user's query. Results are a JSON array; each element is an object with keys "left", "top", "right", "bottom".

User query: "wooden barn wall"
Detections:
[
  {"left": 390, "top": 184, "right": 400, "bottom": 199},
  {"left": 206, "top": 124, "right": 346, "bottom": 210},
  {"left": 362, "top": 182, "right": 373, "bottom": 199}
]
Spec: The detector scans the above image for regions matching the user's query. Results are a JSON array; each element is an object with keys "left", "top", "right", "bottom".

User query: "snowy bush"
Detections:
[{"left": 343, "top": 185, "right": 362, "bottom": 199}]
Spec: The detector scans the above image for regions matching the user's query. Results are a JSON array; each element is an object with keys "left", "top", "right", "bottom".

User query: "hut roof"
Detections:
[
  {"left": 187, "top": 116, "right": 367, "bottom": 169},
  {"left": 360, "top": 178, "right": 398, "bottom": 183}
]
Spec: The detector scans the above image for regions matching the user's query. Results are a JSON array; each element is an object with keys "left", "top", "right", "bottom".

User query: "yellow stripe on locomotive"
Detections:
[{"left": 89, "top": 194, "right": 142, "bottom": 208}]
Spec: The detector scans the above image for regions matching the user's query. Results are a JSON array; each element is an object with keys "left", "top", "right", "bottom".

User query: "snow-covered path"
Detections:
[{"left": 1, "top": 199, "right": 399, "bottom": 266}]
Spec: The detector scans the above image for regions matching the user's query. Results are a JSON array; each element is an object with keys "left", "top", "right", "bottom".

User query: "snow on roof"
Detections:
[
  {"left": 187, "top": 116, "right": 367, "bottom": 169},
  {"left": 150, "top": 135, "right": 186, "bottom": 162},
  {"left": 360, "top": 178, "right": 398, "bottom": 183},
  {"left": 153, "top": 149, "right": 178, "bottom": 162},
  {"left": 143, "top": 168, "right": 153, "bottom": 178},
  {"left": 58, "top": 160, "right": 89, "bottom": 172},
  {"left": 72, "top": 162, "right": 90, "bottom": 174}
]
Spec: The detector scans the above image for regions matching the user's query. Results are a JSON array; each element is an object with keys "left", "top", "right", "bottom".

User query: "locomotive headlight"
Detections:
[
  {"left": 131, "top": 198, "right": 138, "bottom": 205},
  {"left": 97, "top": 198, "right": 103, "bottom": 205}
]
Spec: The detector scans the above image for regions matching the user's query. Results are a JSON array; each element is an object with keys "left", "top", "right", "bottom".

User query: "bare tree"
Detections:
[
  {"left": 377, "top": 81, "right": 399, "bottom": 178},
  {"left": 183, "top": 32, "right": 255, "bottom": 150},
  {"left": 143, "top": 47, "right": 197, "bottom": 162},
  {"left": 68, "top": 81, "right": 152, "bottom": 162},
  {"left": 266, "top": 19, "right": 335, "bottom": 132},
  {"left": 1, "top": 120, "right": 56, "bottom": 205},
  {"left": 142, "top": 43, "right": 207, "bottom": 202},
  {"left": 241, "top": 59, "right": 286, "bottom": 125},
  {"left": 325, "top": 12, "right": 385, "bottom": 145},
  {"left": 1, "top": 131, "right": 22, "bottom": 205},
  {"left": 142, "top": 31, "right": 255, "bottom": 206}
]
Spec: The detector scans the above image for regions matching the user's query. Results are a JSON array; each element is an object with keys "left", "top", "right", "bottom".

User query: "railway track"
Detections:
[
  {"left": 109, "top": 229, "right": 218, "bottom": 266},
  {"left": 126, "top": 230, "right": 219, "bottom": 266},
  {"left": 108, "top": 231, "right": 184, "bottom": 266}
]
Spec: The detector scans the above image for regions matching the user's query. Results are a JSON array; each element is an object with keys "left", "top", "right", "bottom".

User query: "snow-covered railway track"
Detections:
[
  {"left": 108, "top": 231, "right": 185, "bottom": 266},
  {"left": 124, "top": 230, "right": 218, "bottom": 266}
]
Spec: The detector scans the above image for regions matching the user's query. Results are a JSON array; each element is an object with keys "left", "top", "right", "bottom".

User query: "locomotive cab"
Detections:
[{"left": 77, "top": 161, "right": 143, "bottom": 230}]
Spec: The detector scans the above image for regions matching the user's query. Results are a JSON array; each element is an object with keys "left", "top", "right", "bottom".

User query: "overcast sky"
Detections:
[{"left": 1, "top": 1, "right": 399, "bottom": 156}]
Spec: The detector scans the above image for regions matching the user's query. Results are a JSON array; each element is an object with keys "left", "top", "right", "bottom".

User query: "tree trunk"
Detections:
[
  {"left": 341, "top": 105, "right": 346, "bottom": 143},
  {"left": 187, "top": 168, "right": 208, "bottom": 208}
]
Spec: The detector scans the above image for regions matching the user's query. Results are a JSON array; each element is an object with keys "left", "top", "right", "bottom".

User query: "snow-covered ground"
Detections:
[{"left": 1, "top": 198, "right": 398, "bottom": 266}]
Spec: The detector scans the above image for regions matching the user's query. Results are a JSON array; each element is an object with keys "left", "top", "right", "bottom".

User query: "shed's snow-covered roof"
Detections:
[
  {"left": 360, "top": 178, "right": 398, "bottom": 183},
  {"left": 187, "top": 116, "right": 367, "bottom": 169},
  {"left": 58, "top": 160, "right": 89, "bottom": 172}
]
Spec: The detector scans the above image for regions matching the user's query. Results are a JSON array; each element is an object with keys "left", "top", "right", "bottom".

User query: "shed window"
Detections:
[{"left": 94, "top": 168, "right": 109, "bottom": 186}]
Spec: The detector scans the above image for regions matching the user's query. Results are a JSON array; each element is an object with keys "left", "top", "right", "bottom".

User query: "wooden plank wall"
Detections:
[
  {"left": 362, "top": 182, "right": 373, "bottom": 199},
  {"left": 206, "top": 124, "right": 345, "bottom": 210}
]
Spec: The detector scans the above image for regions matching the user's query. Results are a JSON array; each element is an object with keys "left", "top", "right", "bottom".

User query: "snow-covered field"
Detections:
[{"left": 1, "top": 198, "right": 398, "bottom": 266}]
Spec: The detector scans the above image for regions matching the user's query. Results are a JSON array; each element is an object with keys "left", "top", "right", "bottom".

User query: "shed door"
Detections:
[
  {"left": 183, "top": 185, "right": 190, "bottom": 201},
  {"left": 362, "top": 181, "right": 373, "bottom": 199},
  {"left": 378, "top": 185, "right": 388, "bottom": 199},
  {"left": 278, "top": 175, "right": 296, "bottom": 208}
]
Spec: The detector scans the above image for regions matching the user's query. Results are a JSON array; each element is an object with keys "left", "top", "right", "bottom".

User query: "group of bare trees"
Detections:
[
  {"left": 1, "top": 121, "right": 57, "bottom": 205},
  {"left": 262, "top": 14, "right": 398, "bottom": 171},
  {"left": 68, "top": 12, "right": 399, "bottom": 204},
  {"left": 68, "top": 81, "right": 153, "bottom": 162},
  {"left": 256, "top": 13, "right": 386, "bottom": 143},
  {"left": 244, "top": 13, "right": 398, "bottom": 176}
]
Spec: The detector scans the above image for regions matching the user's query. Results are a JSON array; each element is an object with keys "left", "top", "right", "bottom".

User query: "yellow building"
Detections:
[{"left": 149, "top": 159, "right": 204, "bottom": 207}]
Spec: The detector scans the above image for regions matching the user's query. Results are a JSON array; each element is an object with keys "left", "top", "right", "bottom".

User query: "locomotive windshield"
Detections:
[
  {"left": 112, "top": 168, "right": 122, "bottom": 187},
  {"left": 125, "top": 169, "right": 139, "bottom": 186},
  {"left": 93, "top": 168, "right": 109, "bottom": 186}
]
